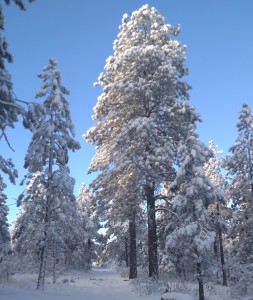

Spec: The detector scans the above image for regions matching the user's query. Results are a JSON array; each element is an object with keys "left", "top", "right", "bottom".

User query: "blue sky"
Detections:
[{"left": 2, "top": 0, "right": 253, "bottom": 223}]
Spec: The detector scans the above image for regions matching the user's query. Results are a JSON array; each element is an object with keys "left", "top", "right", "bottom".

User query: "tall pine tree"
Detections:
[
  {"left": 85, "top": 4, "right": 193, "bottom": 278},
  {"left": 14, "top": 58, "right": 80, "bottom": 290}
]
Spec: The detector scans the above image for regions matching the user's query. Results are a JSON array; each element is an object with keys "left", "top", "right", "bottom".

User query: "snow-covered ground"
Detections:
[
  {"left": 0, "top": 268, "right": 160, "bottom": 300},
  {"left": 0, "top": 268, "right": 245, "bottom": 300}
]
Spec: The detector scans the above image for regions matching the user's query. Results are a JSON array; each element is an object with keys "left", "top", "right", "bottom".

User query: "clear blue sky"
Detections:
[{"left": 2, "top": 0, "right": 253, "bottom": 223}]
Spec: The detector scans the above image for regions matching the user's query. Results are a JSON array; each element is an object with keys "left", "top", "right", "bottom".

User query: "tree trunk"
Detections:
[
  {"left": 197, "top": 262, "right": 205, "bottom": 300},
  {"left": 218, "top": 226, "right": 227, "bottom": 286},
  {"left": 213, "top": 235, "right": 219, "bottom": 284},
  {"left": 87, "top": 238, "right": 92, "bottom": 269},
  {"left": 146, "top": 184, "right": 158, "bottom": 278},
  {"left": 52, "top": 261, "right": 56, "bottom": 284},
  {"left": 129, "top": 219, "right": 137, "bottom": 279},
  {"left": 53, "top": 246, "right": 56, "bottom": 284},
  {"left": 125, "top": 237, "right": 129, "bottom": 268},
  {"left": 213, "top": 237, "right": 218, "bottom": 259},
  {"left": 37, "top": 239, "right": 48, "bottom": 290},
  {"left": 37, "top": 202, "right": 50, "bottom": 290},
  {"left": 216, "top": 203, "right": 227, "bottom": 286}
]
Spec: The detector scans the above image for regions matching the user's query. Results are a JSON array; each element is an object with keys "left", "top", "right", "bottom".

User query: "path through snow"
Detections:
[{"left": 0, "top": 268, "right": 160, "bottom": 300}]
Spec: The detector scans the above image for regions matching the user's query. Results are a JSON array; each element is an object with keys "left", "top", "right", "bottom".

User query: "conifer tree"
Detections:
[
  {"left": 89, "top": 166, "right": 142, "bottom": 278},
  {"left": 0, "top": 177, "right": 11, "bottom": 277},
  {"left": 85, "top": 4, "right": 193, "bottom": 278},
  {"left": 166, "top": 122, "right": 221, "bottom": 300},
  {"left": 0, "top": 1, "right": 21, "bottom": 177},
  {"left": 204, "top": 141, "right": 228, "bottom": 286},
  {"left": 76, "top": 183, "right": 100, "bottom": 270},
  {"left": 223, "top": 103, "right": 253, "bottom": 295},
  {"left": 0, "top": 0, "right": 35, "bottom": 138},
  {"left": 14, "top": 58, "right": 80, "bottom": 290},
  {"left": 0, "top": 1, "right": 29, "bottom": 276}
]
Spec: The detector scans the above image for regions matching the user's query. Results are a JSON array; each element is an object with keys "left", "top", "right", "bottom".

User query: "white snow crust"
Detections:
[{"left": 0, "top": 268, "right": 159, "bottom": 300}]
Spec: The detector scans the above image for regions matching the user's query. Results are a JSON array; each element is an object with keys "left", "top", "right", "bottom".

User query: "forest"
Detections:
[{"left": 1, "top": 1, "right": 253, "bottom": 300}]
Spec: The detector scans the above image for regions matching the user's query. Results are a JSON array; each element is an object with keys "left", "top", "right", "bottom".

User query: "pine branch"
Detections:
[
  {"left": 0, "top": 126, "right": 15, "bottom": 151},
  {"left": 155, "top": 207, "right": 180, "bottom": 220}
]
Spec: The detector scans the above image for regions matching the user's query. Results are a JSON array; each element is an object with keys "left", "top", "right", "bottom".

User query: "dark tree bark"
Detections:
[
  {"left": 37, "top": 148, "right": 52, "bottom": 290},
  {"left": 213, "top": 234, "right": 219, "bottom": 284},
  {"left": 218, "top": 226, "right": 227, "bottom": 286},
  {"left": 129, "top": 219, "right": 137, "bottom": 279},
  {"left": 146, "top": 184, "right": 158, "bottom": 278},
  {"left": 37, "top": 233, "right": 48, "bottom": 290},
  {"left": 197, "top": 262, "right": 205, "bottom": 300},
  {"left": 52, "top": 241, "right": 56, "bottom": 284},
  {"left": 213, "top": 238, "right": 218, "bottom": 259},
  {"left": 216, "top": 203, "right": 227, "bottom": 286},
  {"left": 125, "top": 236, "right": 129, "bottom": 268}
]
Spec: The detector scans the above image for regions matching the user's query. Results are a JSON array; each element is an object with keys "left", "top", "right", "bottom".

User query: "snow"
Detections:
[
  {"left": 161, "top": 292, "right": 194, "bottom": 300},
  {"left": 0, "top": 268, "right": 159, "bottom": 300},
  {"left": 1, "top": 268, "right": 239, "bottom": 300}
]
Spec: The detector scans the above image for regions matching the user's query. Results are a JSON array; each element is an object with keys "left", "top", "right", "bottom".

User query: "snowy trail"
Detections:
[{"left": 0, "top": 268, "right": 159, "bottom": 300}]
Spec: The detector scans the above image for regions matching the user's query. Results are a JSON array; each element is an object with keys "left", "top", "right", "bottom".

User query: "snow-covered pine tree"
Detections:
[
  {"left": 0, "top": 0, "right": 36, "bottom": 280},
  {"left": 0, "top": 2, "right": 26, "bottom": 278},
  {"left": 89, "top": 165, "right": 143, "bottom": 278},
  {"left": 0, "top": 176, "right": 11, "bottom": 279},
  {"left": 14, "top": 58, "right": 80, "bottom": 290},
  {"left": 0, "top": 1, "right": 21, "bottom": 176},
  {"left": 166, "top": 121, "right": 222, "bottom": 300},
  {"left": 156, "top": 183, "right": 177, "bottom": 276},
  {"left": 204, "top": 141, "right": 228, "bottom": 286},
  {"left": 76, "top": 183, "right": 100, "bottom": 270},
  {"left": 113, "top": 167, "right": 143, "bottom": 279},
  {"left": 0, "top": 157, "right": 17, "bottom": 278},
  {"left": 0, "top": 0, "right": 35, "bottom": 164},
  {"left": 224, "top": 103, "right": 253, "bottom": 212},
  {"left": 0, "top": 5, "right": 19, "bottom": 136},
  {"left": 84, "top": 4, "right": 193, "bottom": 278},
  {"left": 0, "top": 0, "right": 35, "bottom": 138},
  {"left": 223, "top": 103, "right": 253, "bottom": 295}
]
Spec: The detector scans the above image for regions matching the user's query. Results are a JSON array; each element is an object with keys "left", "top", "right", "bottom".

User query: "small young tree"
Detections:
[
  {"left": 166, "top": 124, "right": 221, "bottom": 300},
  {"left": 15, "top": 58, "right": 80, "bottom": 290},
  {"left": 76, "top": 183, "right": 100, "bottom": 270},
  {"left": 204, "top": 141, "right": 228, "bottom": 286}
]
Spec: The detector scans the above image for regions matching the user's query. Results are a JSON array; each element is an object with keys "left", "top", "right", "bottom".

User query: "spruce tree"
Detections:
[{"left": 14, "top": 58, "right": 80, "bottom": 290}]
